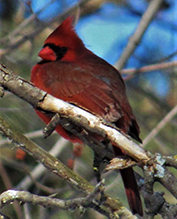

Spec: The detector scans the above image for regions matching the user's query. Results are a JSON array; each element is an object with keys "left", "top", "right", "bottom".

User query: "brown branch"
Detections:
[
  {"left": 143, "top": 105, "right": 177, "bottom": 146},
  {"left": 0, "top": 116, "right": 93, "bottom": 192},
  {"left": 0, "top": 115, "right": 137, "bottom": 218},
  {"left": 115, "top": 0, "right": 164, "bottom": 70},
  {"left": 0, "top": 181, "right": 112, "bottom": 218},
  {"left": 164, "top": 156, "right": 177, "bottom": 169},
  {"left": 0, "top": 64, "right": 150, "bottom": 164},
  {"left": 0, "top": 161, "right": 23, "bottom": 219},
  {"left": 1, "top": 64, "right": 177, "bottom": 218},
  {"left": 140, "top": 163, "right": 164, "bottom": 218},
  {"left": 157, "top": 167, "right": 177, "bottom": 199},
  {"left": 120, "top": 61, "right": 177, "bottom": 80},
  {"left": 16, "top": 138, "right": 69, "bottom": 191},
  {"left": 159, "top": 203, "right": 177, "bottom": 219},
  {"left": 141, "top": 164, "right": 177, "bottom": 218},
  {"left": 0, "top": 0, "right": 90, "bottom": 58}
]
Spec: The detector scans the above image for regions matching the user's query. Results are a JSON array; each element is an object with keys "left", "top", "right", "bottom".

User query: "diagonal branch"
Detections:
[
  {"left": 0, "top": 111, "right": 137, "bottom": 218},
  {"left": 115, "top": 0, "right": 164, "bottom": 70},
  {"left": 1, "top": 64, "right": 177, "bottom": 218},
  {"left": 0, "top": 64, "right": 150, "bottom": 164},
  {"left": 143, "top": 105, "right": 177, "bottom": 146},
  {"left": 0, "top": 0, "right": 90, "bottom": 58}
]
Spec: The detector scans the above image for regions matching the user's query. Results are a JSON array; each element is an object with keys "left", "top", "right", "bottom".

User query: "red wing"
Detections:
[
  {"left": 31, "top": 61, "right": 123, "bottom": 122},
  {"left": 31, "top": 58, "right": 141, "bottom": 141}
]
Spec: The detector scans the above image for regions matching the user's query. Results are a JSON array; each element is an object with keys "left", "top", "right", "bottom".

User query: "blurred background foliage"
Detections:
[{"left": 0, "top": 0, "right": 177, "bottom": 218}]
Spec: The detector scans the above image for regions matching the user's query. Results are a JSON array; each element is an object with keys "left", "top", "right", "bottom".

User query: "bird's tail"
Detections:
[
  {"left": 120, "top": 167, "right": 143, "bottom": 216},
  {"left": 113, "top": 146, "right": 143, "bottom": 216}
]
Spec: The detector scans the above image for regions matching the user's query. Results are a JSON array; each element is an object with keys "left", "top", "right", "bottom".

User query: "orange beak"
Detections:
[{"left": 38, "top": 46, "right": 56, "bottom": 61}]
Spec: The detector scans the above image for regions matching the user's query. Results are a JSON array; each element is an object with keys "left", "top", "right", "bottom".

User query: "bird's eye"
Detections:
[
  {"left": 56, "top": 46, "right": 67, "bottom": 60},
  {"left": 60, "top": 47, "right": 67, "bottom": 54}
]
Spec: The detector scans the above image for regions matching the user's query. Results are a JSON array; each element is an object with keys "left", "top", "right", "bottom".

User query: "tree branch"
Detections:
[
  {"left": 0, "top": 64, "right": 150, "bottom": 164},
  {"left": 115, "top": 0, "right": 164, "bottom": 70},
  {"left": 0, "top": 0, "right": 90, "bottom": 58},
  {"left": 1, "top": 64, "right": 177, "bottom": 218},
  {"left": 0, "top": 115, "right": 136, "bottom": 218},
  {"left": 0, "top": 181, "right": 119, "bottom": 219},
  {"left": 121, "top": 60, "right": 177, "bottom": 80},
  {"left": 143, "top": 105, "right": 177, "bottom": 146}
]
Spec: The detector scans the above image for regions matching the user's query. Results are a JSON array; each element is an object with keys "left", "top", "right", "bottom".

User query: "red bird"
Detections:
[{"left": 31, "top": 17, "right": 143, "bottom": 216}]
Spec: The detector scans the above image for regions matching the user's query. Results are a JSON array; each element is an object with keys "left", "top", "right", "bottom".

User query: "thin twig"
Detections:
[
  {"left": 0, "top": 161, "right": 23, "bottom": 219},
  {"left": 15, "top": 137, "right": 68, "bottom": 190},
  {"left": 121, "top": 61, "right": 177, "bottom": 80},
  {"left": 0, "top": 0, "right": 90, "bottom": 58},
  {"left": 0, "top": 182, "right": 113, "bottom": 217},
  {"left": 115, "top": 0, "right": 163, "bottom": 70},
  {"left": 143, "top": 105, "right": 177, "bottom": 146}
]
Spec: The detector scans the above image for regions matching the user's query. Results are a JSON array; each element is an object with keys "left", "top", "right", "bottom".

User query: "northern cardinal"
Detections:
[{"left": 31, "top": 17, "right": 143, "bottom": 216}]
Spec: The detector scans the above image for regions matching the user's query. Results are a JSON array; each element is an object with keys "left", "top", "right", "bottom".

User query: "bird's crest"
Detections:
[{"left": 44, "top": 16, "right": 84, "bottom": 49}]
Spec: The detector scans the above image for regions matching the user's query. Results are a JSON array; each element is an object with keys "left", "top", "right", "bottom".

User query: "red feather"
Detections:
[{"left": 31, "top": 17, "right": 143, "bottom": 216}]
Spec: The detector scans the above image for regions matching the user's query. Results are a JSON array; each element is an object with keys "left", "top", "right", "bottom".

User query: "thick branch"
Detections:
[
  {"left": 0, "top": 64, "right": 150, "bottom": 164},
  {"left": 0, "top": 181, "right": 118, "bottom": 219},
  {"left": 157, "top": 167, "right": 177, "bottom": 199},
  {"left": 164, "top": 156, "right": 177, "bottom": 169},
  {"left": 0, "top": 116, "right": 138, "bottom": 218},
  {"left": 0, "top": 116, "right": 93, "bottom": 193},
  {"left": 1, "top": 64, "right": 177, "bottom": 218}
]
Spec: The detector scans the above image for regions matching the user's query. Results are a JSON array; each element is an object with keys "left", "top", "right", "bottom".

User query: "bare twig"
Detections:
[
  {"left": 115, "top": 0, "right": 164, "bottom": 70},
  {"left": 15, "top": 137, "right": 68, "bottom": 190},
  {"left": 0, "top": 181, "right": 113, "bottom": 218},
  {"left": 121, "top": 61, "right": 177, "bottom": 80},
  {"left": 43, "top": 113, "right": 61, "bottom": 138},
  {"left": 164, "top": 156, "right": 177, "bottom": 169},
  {"left": 157, "top": 167, "right": 177, "bottom": 199},
  {"left": 0, "top": 161, "right": 12, "bottom": 190},
  {"left": 0, "top": 0, "right": 90, "bottom": 58},
  {"left": 0, "top": 162, "right": 23, "bottom": 219},
  {"left": 105, "top": 157, "right": 136, "bottom": 171},
  {"left": 143, "top": 105, "right": 177, "bottom": 146},
  {"left": 0, "top": 116, "right": 94, "bottom": 193}
]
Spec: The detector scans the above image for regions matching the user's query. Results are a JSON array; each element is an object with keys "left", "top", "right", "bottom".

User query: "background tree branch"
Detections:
[{"left": 115, "top": 0, "right": 164, "bottom": 70}]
